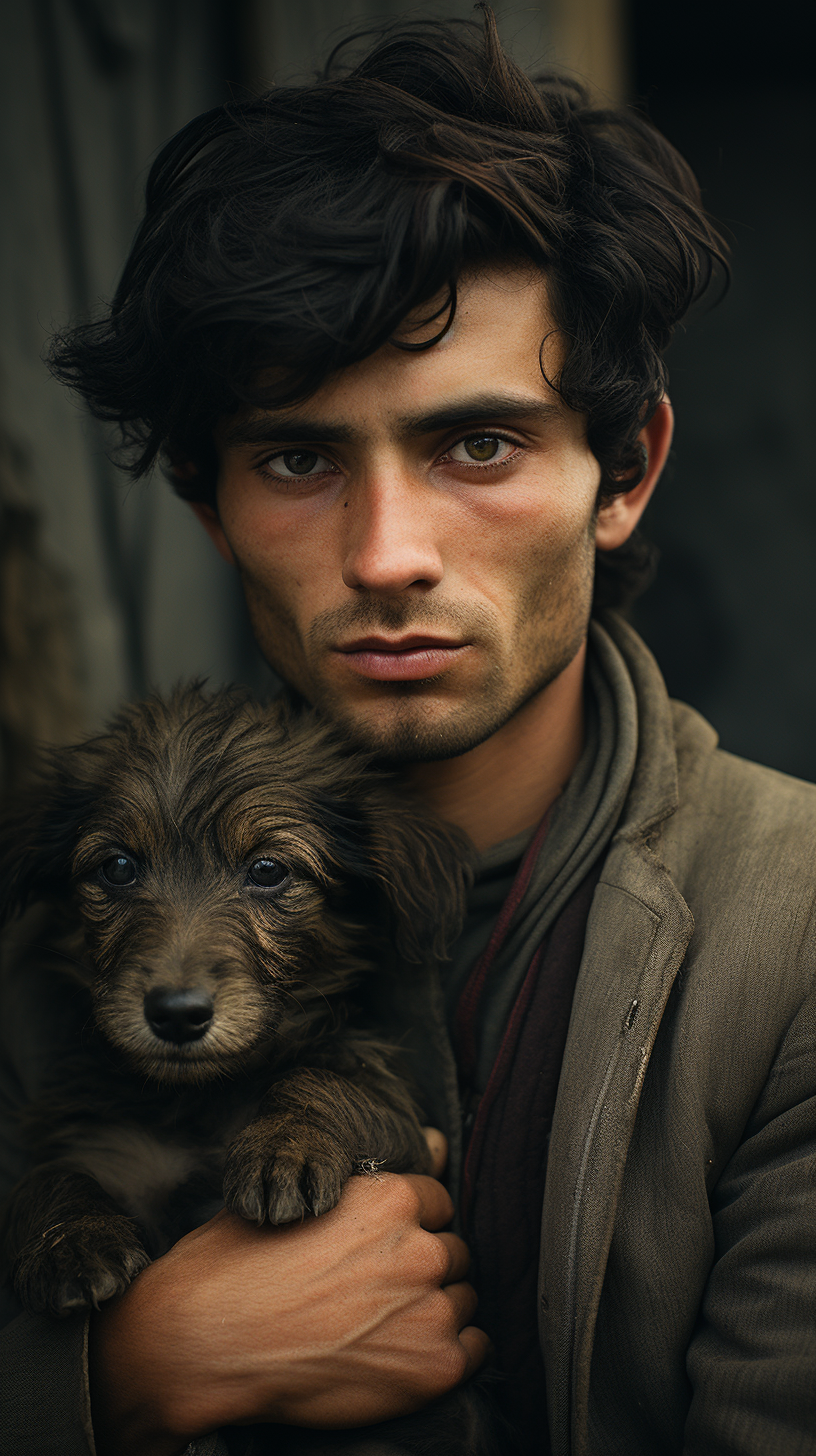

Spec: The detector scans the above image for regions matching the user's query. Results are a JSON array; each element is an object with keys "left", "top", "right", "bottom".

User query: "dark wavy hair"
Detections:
[{"left": 49, "top": 9, "right": 727, "bottom": 608}]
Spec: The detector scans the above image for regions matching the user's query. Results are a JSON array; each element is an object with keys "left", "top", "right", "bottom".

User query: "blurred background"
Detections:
[{"left": 0, "top": 0, "right": 813, "bottom": 791}]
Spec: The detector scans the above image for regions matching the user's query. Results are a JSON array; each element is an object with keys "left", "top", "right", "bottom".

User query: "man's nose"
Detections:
[{"left": 341, "top": 471, "right": 444, "bottom": 595}]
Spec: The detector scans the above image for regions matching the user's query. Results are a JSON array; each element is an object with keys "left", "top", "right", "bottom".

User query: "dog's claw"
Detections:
[
  {"left": 13, "top": 1217, "right": 150, "bottom": 1316},
  {"left": 225, "top": 1159, "right": 347, "bottom": 1224},
  {"left": 227, "top": 1182, "right": 273, "bottom": 1226},
  {"left": 223, "top": 1128, "right": 352, "bottom": 1226},
  {"left": 262, "top": 1184, "right": 311, "bottom": 1224}
]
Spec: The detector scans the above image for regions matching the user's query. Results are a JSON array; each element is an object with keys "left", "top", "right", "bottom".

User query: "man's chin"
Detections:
[{"left": 313, "top": 690, "right": 517, "bottom": 765}]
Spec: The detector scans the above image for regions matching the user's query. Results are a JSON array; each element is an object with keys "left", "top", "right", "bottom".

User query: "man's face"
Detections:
[{"left": 212, "top": 264, "right": 602, "bottom": 762}]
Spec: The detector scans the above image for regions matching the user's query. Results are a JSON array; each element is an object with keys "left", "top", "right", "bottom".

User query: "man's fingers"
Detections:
[
  {"left": 457, "top": 1324, "right": 493, "bottom": 1376},
  {"left": 402, "top": 1172, "right": 455, "bottom": 1230},
  {"left": 422, "top": 1126, "right": 448, "bottom": 1178},
  {"left": 442, "top": 1277, "right": 479, "bottom": 1330},
  {"left": 434, "top": 1230, "right": 471, "bottom": 1284}
]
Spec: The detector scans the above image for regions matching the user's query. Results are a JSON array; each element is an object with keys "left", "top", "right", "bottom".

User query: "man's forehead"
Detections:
[{"left": 215, "top": 262, "right": 563, "bottom": 450}]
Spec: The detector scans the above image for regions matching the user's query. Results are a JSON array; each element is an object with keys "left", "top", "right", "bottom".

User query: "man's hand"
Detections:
[{"left": 89, "top": 1135, "right": 488, "bottom": 1456}]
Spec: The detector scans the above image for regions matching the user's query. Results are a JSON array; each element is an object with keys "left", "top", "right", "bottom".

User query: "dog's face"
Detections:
[{"left": 1, "top": 688, "right": 469, "bottom": 1083}]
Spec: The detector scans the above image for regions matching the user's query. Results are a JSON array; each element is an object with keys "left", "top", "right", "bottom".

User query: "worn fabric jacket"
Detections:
[{"left": 3, "top": 618, "right": 816, "bottom": 1454}]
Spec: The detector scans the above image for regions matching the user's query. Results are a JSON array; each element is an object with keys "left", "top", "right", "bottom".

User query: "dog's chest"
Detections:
[
  {"left": 65, "top": 1093, "right": 260, "bottom": 1251},
  {"left": 72, "top": 1126, "right": 205, "bottom": 1216}
]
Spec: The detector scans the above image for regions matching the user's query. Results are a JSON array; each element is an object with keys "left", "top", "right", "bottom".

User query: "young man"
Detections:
[{"left": 3, "top": 13, "right": 815, "bottom": 1456}]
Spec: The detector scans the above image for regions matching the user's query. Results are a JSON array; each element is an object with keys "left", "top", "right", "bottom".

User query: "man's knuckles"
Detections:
[
  {"left": 341, "top": 1173, "right": 454, "bottom": 1248},
  {"left": 369, "top": 1170, "right": 454, "bottom": 1229},
  {"left": 405, "top": 1230, "right": 457, "bottom": 1287},
  {"left": 340, "top": 1172, "right": 421, "bottom": 1223},
  {"left": 415, "top": 1328, "right": 474, "bottom": 1398},
  {"left": 432, "top": 1230, "right": 470, "bottom": 1284},
  {"left": 442, "top": 1279, "right": 479, "bottom": 1328}
]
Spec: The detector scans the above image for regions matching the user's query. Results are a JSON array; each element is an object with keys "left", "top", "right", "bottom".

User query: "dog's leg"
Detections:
[
  {"left": 223, "top": 1066, "right": 431, "bottom": 1225},
  {"left": 0, "top": 1162, "right": 149, "bottom": 1315}
]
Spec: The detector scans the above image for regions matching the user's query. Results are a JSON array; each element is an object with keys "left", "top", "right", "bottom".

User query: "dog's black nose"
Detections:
[{"left": 144, "top": 987, "right": 214, "bottom": 1044}]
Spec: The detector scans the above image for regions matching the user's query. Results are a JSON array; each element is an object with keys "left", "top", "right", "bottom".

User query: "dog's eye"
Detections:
[
  {"left": 100, "top": 854, "right": 137, "bottom": 887},
  {"left": 246, "top": 858, "right": 288, "bottom": 889}
]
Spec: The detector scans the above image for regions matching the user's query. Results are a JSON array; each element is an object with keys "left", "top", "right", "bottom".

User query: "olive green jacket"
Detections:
[
  {"left": 373, "top": 617, "right": 816, "bottom": 1455},
  {"left": 541, "top": 674, "right": 816, "bottom": 1453},
  {"left": 3, "top": 620, "right": 816, "bottom": 1453}
]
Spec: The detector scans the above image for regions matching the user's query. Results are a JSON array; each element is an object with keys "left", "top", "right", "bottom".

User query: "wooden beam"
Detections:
[{"left": 546, "top": 0, "right": 630, "bottom": 102}]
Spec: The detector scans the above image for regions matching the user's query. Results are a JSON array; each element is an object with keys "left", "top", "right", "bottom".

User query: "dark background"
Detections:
[
  {"left": 631, "top": 0, "right": 816, "bottom": 778},
  {"left": 1, "top": 0, "right": 814, "bottom": 783}
]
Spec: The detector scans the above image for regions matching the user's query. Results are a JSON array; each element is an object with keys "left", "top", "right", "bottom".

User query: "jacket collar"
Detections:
[
  {"left": 594, "top": 611, "right": 681, "bottom": 840},
  {"left": 540, "top": 615, "right": 701, "bottom": 1454}
]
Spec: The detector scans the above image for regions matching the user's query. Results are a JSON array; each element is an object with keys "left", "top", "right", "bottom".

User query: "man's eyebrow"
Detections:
[
  {"left": 221, "top": 417, "right": 357, "bottom": 448},
  {"left": 394, "top": 393, "right": 564, "bottom": 436},
  {"left": 221, "top": 393, "right": 564, "bottom": 449}
]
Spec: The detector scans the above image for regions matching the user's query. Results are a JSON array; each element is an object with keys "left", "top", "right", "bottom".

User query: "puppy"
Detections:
[
  {"left": 0, "top": 686, "right": 519, "bottom": 1456},
  {"left": 0, "top": 684, "right": 475, "bottom": 1307}
]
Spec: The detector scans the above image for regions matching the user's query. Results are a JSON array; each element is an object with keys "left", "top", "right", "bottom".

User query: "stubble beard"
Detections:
[
  {"left": 310, "top": 663, "right": 522, "bottom": 764},
  {"left": 264, "top": 600, "right": 587, "bottom": 766},
  {"left": 305, "top": 638, "right": 582, "bottom": 764}
]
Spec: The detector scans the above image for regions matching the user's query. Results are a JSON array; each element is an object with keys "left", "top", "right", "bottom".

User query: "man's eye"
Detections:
[
  {"left": 265, "top": 450, "right": 334, "bottom": 478},
  {"left": 447, "top": 436, "right": 517, "bottom": 465},
  {"left": 246, "top": 858, "right": 289, "bottom": 890},
  {"left": 100, "top": 854, "right": 137, "bottom": 887}
]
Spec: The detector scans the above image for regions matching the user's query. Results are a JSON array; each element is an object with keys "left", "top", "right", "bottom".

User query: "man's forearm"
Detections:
[{"left": 90, "top": 1282, "right": 194, "bottom": 1456}]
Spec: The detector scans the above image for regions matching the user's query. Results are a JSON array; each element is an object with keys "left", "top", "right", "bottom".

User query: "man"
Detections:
[{"left": 3, "top": 12, "right": 815, "bottom": 1456}]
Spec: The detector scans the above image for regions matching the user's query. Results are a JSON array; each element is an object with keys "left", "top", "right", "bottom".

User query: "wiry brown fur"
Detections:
[{"left": 0, "top": 685, "right": 473, "bottom": 1322}]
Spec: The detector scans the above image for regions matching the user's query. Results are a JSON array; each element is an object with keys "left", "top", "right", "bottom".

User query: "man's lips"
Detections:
[{"left": 333, "top": 635, "right": 469, "bottom": 682}]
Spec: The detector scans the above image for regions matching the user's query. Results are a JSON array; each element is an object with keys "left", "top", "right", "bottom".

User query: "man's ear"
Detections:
[
  {"left": 189, "top": 502, "right": 237, "bottom": 566},
  {"left": 595, "top": 400, "right": 674, "bottom": 551}
]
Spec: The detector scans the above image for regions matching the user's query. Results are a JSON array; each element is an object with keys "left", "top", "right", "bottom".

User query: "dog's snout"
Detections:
[{"left": 143, "top": 987, "right": 214, "bottom": 1044}]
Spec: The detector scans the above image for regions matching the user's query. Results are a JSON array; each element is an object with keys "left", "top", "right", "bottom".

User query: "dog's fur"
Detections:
[
  {"left": 0, "top": 686, "right": 520, "bottom": 1456},
  {"left": 0, "top": 685, "right": 476, "bottom": 1305}
]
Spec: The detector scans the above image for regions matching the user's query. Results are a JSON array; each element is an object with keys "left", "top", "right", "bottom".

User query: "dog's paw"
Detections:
[
  {"left": 13, "top": 1214, "right": 150, "bottom": 1316},
  {"left": 223, "top": 1125, "right": 354, "bottom": 1224}
]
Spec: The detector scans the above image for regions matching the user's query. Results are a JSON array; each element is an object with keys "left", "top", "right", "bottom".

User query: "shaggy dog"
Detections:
[{"left": 0, "top": 686, "right": 511, "bottom": 1454}]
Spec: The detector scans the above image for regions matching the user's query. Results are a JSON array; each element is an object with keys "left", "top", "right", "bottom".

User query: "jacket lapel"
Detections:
[{"left": 540, "top": 835, "right": 694, "bottom": 1455}]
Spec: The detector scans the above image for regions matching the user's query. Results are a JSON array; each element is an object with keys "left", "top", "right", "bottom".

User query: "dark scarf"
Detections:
[
  {"left": 440, "top": 617, "right": 643, "bottom": 1450},
  {"left": 456, "top": 855, "right": 604, "bottom": 1452},
  {"left": 441, "top": 618, "right": 640, "bottom": 1094}
]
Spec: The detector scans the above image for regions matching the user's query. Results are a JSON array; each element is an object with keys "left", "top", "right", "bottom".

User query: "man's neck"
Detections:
[{"left": 405, "top": 643, "right": 586, "bottom": 852}]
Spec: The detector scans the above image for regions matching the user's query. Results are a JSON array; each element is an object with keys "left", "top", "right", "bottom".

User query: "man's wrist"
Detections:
[{"left": 88, "top": 1274, "right": 200, "bottom": 1456}]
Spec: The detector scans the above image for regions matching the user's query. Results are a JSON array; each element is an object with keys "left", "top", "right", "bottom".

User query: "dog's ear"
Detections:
[
  {"left": 319, "top": 791, "right": 474, "bottom": 963},
  {"left": 368, "top": 799, "right": 475, "bottom": 962},
  {"left": 0, "top": 743, "right": 104, "bottom": 925}
]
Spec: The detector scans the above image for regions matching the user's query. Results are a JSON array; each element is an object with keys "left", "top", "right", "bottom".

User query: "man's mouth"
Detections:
[{"left": 333, "top": 634, "right": 469, "bottom": 682}]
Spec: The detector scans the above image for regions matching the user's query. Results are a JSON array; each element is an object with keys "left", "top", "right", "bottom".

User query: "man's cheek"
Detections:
[
  {"left": 240, "top": 576, "right": 309, "bottom": 679},
  {"left": 516, "top": 514, "right": 595, "bottom": 618}
]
